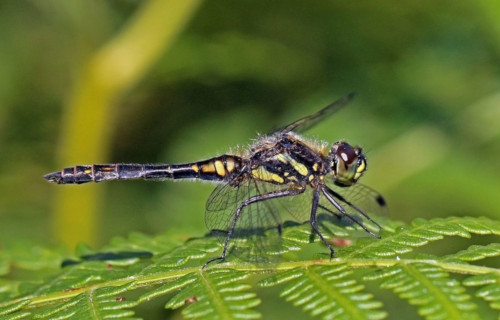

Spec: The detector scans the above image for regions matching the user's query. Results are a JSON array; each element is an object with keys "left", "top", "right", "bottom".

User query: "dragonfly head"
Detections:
[{"left": 329, "top": 141, "right": 366, "bottom": 186}]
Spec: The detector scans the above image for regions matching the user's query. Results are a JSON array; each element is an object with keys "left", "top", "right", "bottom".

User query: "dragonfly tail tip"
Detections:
[{"left": 44, "top": 171, "right": 63, "bottom": 184}]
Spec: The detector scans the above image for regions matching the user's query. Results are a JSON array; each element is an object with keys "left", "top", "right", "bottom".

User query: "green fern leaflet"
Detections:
[{"left": 1, "top": 216, "right": 500, "bottom": 319}]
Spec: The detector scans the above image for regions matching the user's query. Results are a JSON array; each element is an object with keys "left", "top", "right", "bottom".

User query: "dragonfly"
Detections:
[{"left": 44, "top": 93, "right": 386, "bottom": 267}]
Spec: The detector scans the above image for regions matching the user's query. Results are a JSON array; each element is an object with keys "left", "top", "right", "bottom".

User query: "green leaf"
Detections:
[
  {"left": 364, "top": 263, "right": 478, "bottom": 320},
  {"left": 31, "top": 282, "right": 139, "bottom": 320},
  {"left": 2, "top": 216, "right": 500, "bottom": 319},
  {"left": 464, "top": 273, "right": 500, "bottom": 311},
  {"left": 261, "top": 264, "right": 386, "bottom": 319},
  {"left": 444, "top": 243, "right": 500, "bottom": 262},
  {"left": 164, "top": 269, "right": 261, "bottom": 319}
]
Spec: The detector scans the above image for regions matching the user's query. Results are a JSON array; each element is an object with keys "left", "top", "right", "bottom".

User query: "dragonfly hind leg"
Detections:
[{"left": 202, "top": 187, "right": 305, "bottom": 269}]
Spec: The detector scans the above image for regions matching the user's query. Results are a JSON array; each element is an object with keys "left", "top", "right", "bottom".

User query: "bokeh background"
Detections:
[{"left": 1, "top": 0, "right": 500, "bottom": 317}]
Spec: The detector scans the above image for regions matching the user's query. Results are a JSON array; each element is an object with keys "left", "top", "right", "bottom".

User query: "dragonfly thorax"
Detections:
[{"left": 329, "top": 141, "right": 366, "bottom": 186}]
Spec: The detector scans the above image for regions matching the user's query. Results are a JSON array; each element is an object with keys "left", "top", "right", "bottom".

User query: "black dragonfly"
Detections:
[{"left": 45, "top": 93, "right": 387, "bottom": 267}]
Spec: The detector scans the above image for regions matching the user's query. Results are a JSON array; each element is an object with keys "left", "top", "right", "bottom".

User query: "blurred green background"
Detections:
[{"left": 1, "top": 0, "right": 500, "bottom": 274}]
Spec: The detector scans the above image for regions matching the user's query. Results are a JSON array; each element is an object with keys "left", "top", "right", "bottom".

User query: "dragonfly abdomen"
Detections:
[
  {"left": 142, "top": 155, "right": 242, "bottom": 181},
  {"left": 44, "top": 156, "right": 243, "bottom": 184}
]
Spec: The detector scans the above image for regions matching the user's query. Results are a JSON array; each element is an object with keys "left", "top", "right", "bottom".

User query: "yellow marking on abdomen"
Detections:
[
  {"left": 84, "top": 169, "right": 92, "bottom": 174},
  {"left": 201, "top": 162, "right": 215, "bottom": 173},
  {"left": 214, "top": 160, "right": 226, "bottom": 176},
  {"left": 191, "top": 164, "right": 199, "bottom": 173},
  {"left": 252, "top": 167, "right": 284, "bottom": 184},
  {"left": 312, "top": 163, "right": 319, "bottom": 172},
  {"left": 226, "top": 158, "right": 235, "bottom": 173}
]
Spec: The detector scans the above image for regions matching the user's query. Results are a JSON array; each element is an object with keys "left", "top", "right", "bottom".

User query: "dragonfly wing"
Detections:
[
  {"left": 321, "top": 181, "right": 387, "bottom": 235},
  {"left": 327, "top": 182, "right": 388, "bottom": 217},
  {"left": 205, "top": 178, "right": 286, "bottom": 263},
  {"left": 275, "top": 92, "right": 355, "bottom": 134},
  {"left": 268, "top": 186, "right": 314, "bottom": 223}
]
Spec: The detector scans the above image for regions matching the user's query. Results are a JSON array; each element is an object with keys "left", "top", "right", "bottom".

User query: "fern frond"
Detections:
[
  {"left": 103, "top": 232, "right": 181, "bottom": 254},
  {"left": 2, "top": 216, "right": 500, "bottom": 319},
  {"left": 137, "top": 269, "right": 261, "bottom": 319},
  {"left": 464, "top": 273, "right": 500, "bottom": 312},
  {"left": 166, "top": 269, "right": 260, "bottom": 319},
  {"left": 0, "top": 300, "right": 31, "bottom": 319},
  {"left": 260, "top": 264, "right": 386, "bottom": 319},
  {"left": 0, "top": 242, "right": 66, "bottom": 276},
  {"left": 31, "top": 282, "right": 139, "bottom": 320},
  {"left": 443, "top": 243, "right": 500, "bottom": 262},
  {"left": 341, "top": 217, "right": 500, "bottom": 259},
  {"left": 0, "top": 282, "right": 139, "bottom": 320},
  {"left": 363, "top": 262, "right": 478, "bottom": 320}
]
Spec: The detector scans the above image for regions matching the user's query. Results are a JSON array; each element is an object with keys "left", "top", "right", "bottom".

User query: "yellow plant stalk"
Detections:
[{"left": 53, "top": 0, "right": 202, "bottom": 247}]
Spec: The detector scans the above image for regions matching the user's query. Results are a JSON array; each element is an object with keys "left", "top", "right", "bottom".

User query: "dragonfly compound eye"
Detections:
[
  {"left": 331, "top": 142, "right": 365, "bottom": 186},
  {"left": 336, "top": 143, "right": 357, "bottom": 165}
]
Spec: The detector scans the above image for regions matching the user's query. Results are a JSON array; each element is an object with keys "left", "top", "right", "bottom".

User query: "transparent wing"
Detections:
[
  {"left": 276, "top": 92, "right": 355, "bottom": 134},
  {"left": 321, "top": 180, "right": 387, "bottom": 236},
  {"left": 270, "top": 186, "right": 314, "bottom": 223},
  {"left": 205, "top": 178, "right": 287, "bottom": 263},
  {"left": 270, "top": 182, "right": 385, "bottom": 239},
  {"left": 327, "top": 182, "right": 388, "bottom": 218},
  {"left": 266, "top": 182, "right": 385, "bottom": 223}
]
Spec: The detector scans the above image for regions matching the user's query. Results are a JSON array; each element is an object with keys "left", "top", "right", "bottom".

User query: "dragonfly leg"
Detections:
[
  {"left": 277, "top": 223, "right": 283, "bottom": 236},
  {"left": 323, "top": 186, "right": 383, "bottom": 230},
  {"left": 318, "top": 204, "right": 342, "bottom": 219},
  {"left": 203, "top": 187, "right": 305, "bottom": 269},
  {"left": 321, "top": 187, "right": 381, "bottom": 239},
  {"left": 310, "top": 190, "right": 335, "bottom": 259}
]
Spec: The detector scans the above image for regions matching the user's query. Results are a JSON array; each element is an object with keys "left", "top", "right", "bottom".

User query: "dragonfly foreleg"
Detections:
[
  {"left": 323, "top": 186, "right": 383, "bottom": 230},
  {"left": 321, "top": 187, "right": 380, "bottom": 239}
]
